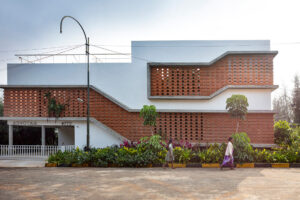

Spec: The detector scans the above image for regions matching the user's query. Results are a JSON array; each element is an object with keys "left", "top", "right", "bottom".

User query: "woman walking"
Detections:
[
  {"left": 163, "top": 139, "right": 175, "bottom": 169},
  {"left": 221, "top": 137, "right": 234, "bottom": 170}
]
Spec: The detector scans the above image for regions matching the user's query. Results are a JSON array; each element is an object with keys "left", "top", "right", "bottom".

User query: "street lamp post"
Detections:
[{"left": 60, "top": 16, "right": 90, "bottom": 150}]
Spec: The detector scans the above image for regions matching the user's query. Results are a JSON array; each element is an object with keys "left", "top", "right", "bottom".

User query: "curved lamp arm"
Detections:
[{"left": 60, "top": 16, "right": 88, "bottom": 45}]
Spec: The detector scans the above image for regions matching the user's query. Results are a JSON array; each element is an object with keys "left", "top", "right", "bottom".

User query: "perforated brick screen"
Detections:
[
  {"left": 150, "top": 54, "right": 274, "bottom": 96},
  {"left": 4, "top": 88, "right": 274, "bottom": 144}
]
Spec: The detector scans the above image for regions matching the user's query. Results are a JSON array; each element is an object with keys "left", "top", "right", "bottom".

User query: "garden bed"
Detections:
[
  {"left": 45, "top": 162, "right": 299, "bottom": 168},
  {"left": 45, "top": 134, "right": 300, "bottom": 169}
]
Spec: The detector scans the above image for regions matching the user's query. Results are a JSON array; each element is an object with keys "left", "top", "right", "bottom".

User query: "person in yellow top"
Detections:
[{"left": 221, "top": 137, "right": 234, "bottom": 170}]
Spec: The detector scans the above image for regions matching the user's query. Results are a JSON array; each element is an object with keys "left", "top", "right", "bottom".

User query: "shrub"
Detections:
[
  {"left": 197, "top": 143, "right": 226, "bottom": 163},
  {"left": 173, "top": 147, "right": 192, "bottom": 163},
  {"left": 267, "top": 150, "right": 289, "bottom": 163},
  {"left": 274, "top": 120, "right": 291, "bottom": 145},
  {"left": 232, "top": 132, "right": 254, "bottom": 163},
  {"left": 254, "top": 149, "right": 270, "bottom": 163}
]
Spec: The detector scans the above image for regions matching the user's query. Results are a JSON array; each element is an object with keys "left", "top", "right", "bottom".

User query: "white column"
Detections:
[
  {"left": 9, "top": 125, "right": 13, "bottom": 146},
  {"left": 41, "top": 125, "right": 46, "bottom": 146}
]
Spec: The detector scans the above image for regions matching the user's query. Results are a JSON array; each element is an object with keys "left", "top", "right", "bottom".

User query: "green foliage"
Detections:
[
  {"left": 197, "top": 143, "right": 226, "bottom": 163},
  {"left": 48, "top": 133, "right": 300, "bottom": 166},
  {"left": 226, "top": 95, "right": 249, "bottom": 132},
  {"left": 226, "top": 95, "right": 249, "bottom": 120},
  {"left": 253, "top": 149, "right": 270, "bottom": 163},
  {"left": 274, "top": 120, "right": 292, "bottom": 145},
  {"left": 173, "top": 147, "right": 192, "bottom": 163},
  {"left": 139, "top": 105, "right": 159, "bottom": 134},
  {"left": 0, "top": 97, "right": 3, "bottom": 116},
  {"left": 267, "top": 149, "right": 289, "bottom": 163},
  {"left": 44, "top": 92, "right": 66, "bottom": 118},
  {"left": 232, "top": 132, "right": 254, "bottom": 163}
]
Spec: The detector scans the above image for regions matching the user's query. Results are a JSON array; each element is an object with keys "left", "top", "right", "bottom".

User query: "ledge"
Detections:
[
  {"left": 0, "top": 84, "right": 276, "bottom": 113},
  {"left": 148, "top": 85, "right": 279, "bottom": 100},
  {"left": 148, "top": 51, "right": 278, "bottom": 66}
]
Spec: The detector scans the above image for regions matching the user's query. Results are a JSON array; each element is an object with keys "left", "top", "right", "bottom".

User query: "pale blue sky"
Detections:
[{"left": 1, "top": 0, "right": 300, "bottom": 97}]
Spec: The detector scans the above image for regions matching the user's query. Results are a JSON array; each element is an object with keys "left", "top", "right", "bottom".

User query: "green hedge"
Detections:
[{"left": 48, "top": 133, "right": 300, "bottom": 166}]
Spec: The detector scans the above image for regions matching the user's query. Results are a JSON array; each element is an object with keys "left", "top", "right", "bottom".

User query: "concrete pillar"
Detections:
[
  {"left": 8, "top": 125, "right": 13, "bottom": 146},
  {"left": 41, "top": 125, "right": 46, "bottom": 146}
]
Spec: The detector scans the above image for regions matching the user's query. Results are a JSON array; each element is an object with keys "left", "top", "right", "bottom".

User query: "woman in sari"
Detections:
[{"left": 221, "top": 137, "right": 234, "bottom": 170}]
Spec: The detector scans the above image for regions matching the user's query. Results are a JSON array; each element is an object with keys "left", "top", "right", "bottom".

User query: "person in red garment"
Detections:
[{"left": 221, "top": 137, "right": 234, "bottom": 170}]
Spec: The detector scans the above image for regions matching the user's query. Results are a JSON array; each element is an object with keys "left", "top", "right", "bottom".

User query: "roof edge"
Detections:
[{"left": 149, "top": 51, "right": 278, "bottom": 66}]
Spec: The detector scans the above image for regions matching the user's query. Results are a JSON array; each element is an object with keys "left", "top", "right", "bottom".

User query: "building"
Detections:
[{"left": 0, "top": 40, "right": 278, "bottom": 151}]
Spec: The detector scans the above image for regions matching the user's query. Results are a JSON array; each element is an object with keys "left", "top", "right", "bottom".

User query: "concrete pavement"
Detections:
[
  {"left": 0, "top": 168, "right": 299, "bottom": 200},
  {"left": 0, "top": 160, "right": 45, "bottom": 168}
]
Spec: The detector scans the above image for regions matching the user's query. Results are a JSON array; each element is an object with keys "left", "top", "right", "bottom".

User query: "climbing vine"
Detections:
[{"left": 44, "top": 92, "right": 67, "bottom": 118}]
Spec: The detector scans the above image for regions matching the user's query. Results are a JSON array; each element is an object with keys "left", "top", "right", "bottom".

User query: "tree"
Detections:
[
  {"left": 292, "top": 75, "right": 300, "bottom": 124},
  {"left": 273, "top": 87, "right": 293, "bottom": 123},
  {"left": 139, "top": 105, "right": 159, "bottom": 135},
  {"left": 226, "top": 94, "right": 249, "bottom": 133}
]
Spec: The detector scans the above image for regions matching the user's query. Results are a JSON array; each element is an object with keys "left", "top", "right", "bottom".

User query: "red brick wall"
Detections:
[
  {"left": 150, "top": 54, "right": 274, "bottom": 96},
  {"left": 4, "top": 88, "right": 274, "bottom": 144}
]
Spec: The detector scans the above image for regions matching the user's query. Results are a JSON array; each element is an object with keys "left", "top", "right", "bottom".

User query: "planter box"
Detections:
[
  {"left": 186, "top": 163, "right": 202, "bottom": 168},
  {"left": 271, "top": 163, "right": 290, "bottom": 168},
  {"left": 169, "top": 163, "right": 186, "bottom": 168},
  {"left": 236, "top": 163, "right": 254, "bottom": 168},
  {"left": 202, "top": 163, "right": 220, "bottom": 168},
  {"left": 255, "top": 163, "right": 271, "bottom": 168},
  {"left": 290, "top": 163, "right": 300, "bottom": 168},
  {"left": 45, "top": 163, "right": 57, "bottom": 167}
]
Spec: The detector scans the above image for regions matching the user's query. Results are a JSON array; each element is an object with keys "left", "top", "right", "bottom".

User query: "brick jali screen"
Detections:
[
  {"left": 4, "top": 88, "right": 274, "bottom": 143},
  {"left": 150, "top": 54, "right": 274, "bottom": 96}
]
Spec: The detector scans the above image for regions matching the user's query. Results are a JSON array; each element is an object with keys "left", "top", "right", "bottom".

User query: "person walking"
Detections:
[
  {"left": 163, "top": 139, "right": 175, "bottom": 169},
  {"left": 221, "top": 137, "right": 234, "bottom": 170}
]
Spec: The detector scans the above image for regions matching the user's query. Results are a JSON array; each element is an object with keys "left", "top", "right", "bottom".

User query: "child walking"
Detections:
[{"left": 163, "top": 139, "right": 175, "bottom": 169}]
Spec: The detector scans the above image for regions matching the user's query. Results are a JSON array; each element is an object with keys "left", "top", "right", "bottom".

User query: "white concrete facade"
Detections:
[
  {"left": 3, "top": 40, "right": 277, "bottom": 147},
  {"left": 7, "top": 40, "right": 276, "bottom": 112}
]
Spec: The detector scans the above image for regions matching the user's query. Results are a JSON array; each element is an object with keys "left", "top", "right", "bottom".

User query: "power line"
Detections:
[
  {"left": 0, "top": 44, "right": 82, "bottom": 54},
  {"left": 91, "top": 44, "right": 150, "bottom": 62}
]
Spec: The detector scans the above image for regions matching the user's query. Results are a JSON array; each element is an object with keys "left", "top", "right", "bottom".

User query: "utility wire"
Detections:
[
  {"left": 91, "top": 44, "right": 150, "bottom": 62},
  {"left": 0, "top": 44, "right": 82, "bottom": 54},
  {"left": 0, "top": 45, "right": 84, "bottom": 71}
]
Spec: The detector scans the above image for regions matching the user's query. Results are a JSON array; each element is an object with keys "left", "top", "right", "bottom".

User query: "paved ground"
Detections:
[
  {"left": 0, "top": 168, "right": 299, "bottom": 200},
  {"left": 0, "top": 160, "right": 45, "bottom": 168}
]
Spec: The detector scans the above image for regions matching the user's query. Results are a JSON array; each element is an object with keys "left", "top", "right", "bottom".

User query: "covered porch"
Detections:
[{"left": 0, "top": 117, "right": 83, "bottom": 160}]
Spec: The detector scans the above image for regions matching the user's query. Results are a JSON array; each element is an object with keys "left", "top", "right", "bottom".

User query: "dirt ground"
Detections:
[{"left": 0, "top": 167, "right": 299, "bottom": 200}]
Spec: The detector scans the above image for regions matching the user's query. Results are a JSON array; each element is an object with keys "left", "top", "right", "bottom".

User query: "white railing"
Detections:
[{"left": 0, "top": 145, "right": 75, "bottom": 160}]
